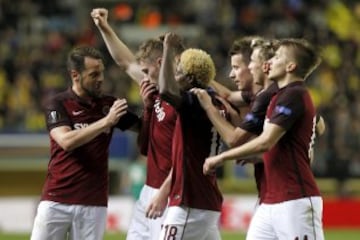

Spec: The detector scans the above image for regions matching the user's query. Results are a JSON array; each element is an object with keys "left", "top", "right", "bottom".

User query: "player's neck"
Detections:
[{"left": 277, "top": 75, "right": 302, "bottom": 89}]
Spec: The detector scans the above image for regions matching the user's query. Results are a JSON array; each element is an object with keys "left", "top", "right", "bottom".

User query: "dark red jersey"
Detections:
[
  {"left": 263, "top": 82, "right": 320, "bottom": 203},
  {"left": 168, "top": 89, "right": 226, "bottom": 211},
  {"left": 240, "top": 83, "right": 278, "bottom": 136},
  {"left": 138, "top": 94, "right": 177, "bottom": 188},
  {"left": 240, "top": 83, "right": 278, "bottom": 202},
  {"left": 42, "top": 88, "right": 139, "bottom": 206}
]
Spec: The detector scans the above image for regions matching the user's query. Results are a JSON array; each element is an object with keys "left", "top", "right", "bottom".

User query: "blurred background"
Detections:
[{"left": 0, "top": 0, "right": 359, "bottom": 236}]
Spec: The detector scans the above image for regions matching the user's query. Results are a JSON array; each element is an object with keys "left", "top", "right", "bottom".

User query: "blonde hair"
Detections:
[
  {"left": 136, "top": 34, "right": 185, "bottom": 62},
  {"left": 251, "top": 38, "right": 279, "bottom": 62},
  {"left": 179, "top": 48, "right": 216, "bottom": 87}
]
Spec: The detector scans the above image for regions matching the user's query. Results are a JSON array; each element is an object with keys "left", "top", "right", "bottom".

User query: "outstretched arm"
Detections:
[
  {"left": 209, "top": 80, "right": 247, "bottom": 107},
  {"left": 190, "top": 88, "right": 253, "bottom": 147},
  {"left": 203, "top": 121, "right": 285, "bottom": 175},
  {"left": 91, "top": 8, "right": 143, "bottom": 84}
]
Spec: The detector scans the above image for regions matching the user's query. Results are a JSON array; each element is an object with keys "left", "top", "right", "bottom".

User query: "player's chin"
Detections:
[{"left": 93, "top": 89, "right": 103, "bottom": 98}]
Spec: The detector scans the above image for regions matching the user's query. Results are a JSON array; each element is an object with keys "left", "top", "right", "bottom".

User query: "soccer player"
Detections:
[
  {"left": 203, "top": 38, "right": 325, "bottom": 240},
  {"left": 91, "top": 8, "right": 185, "bottom": 240},
  {"left": 30, "top": 46, "right": 140, "bottom": 240},
  {"left": 146, "top": 33, "right": 227, "bottom": 240},
  {"left": 192, "top": 37, "right": 279, "bottom": 203},
  {"left": 209, "top": 37, "right": 259, "bottom": 116}
]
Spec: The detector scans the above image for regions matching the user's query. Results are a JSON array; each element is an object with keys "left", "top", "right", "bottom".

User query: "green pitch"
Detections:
[{"left": 1, "top": 229, "right": 359, "bottom": 240}]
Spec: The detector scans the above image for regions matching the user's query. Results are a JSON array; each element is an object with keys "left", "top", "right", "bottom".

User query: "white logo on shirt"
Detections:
[
  {"left": 74, "top": 123, "right": 89, "bottom": 129},
  {"left": 154, "top": 99, "right": 165, "bottom": 122},
  {"left": 72, "top": 110, "right": 84, "bottom": 116}
]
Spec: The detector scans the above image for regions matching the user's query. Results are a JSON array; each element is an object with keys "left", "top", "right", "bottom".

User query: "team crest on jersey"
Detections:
[
  {"left": 102, "top": 105, "right": 110, "bottom": 115},
  {"left": 48, "top": 111, "right": 60, "bottom": 124},
  {"left": 154, "top": 99, "right": 165, "bottom": 122}
]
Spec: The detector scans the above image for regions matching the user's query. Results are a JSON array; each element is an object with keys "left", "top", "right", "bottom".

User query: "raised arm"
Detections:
[
  {"left": 158, "top": 33, "right": 182, "bottom": 108},
  {"left": 91, "top": 8, "right": 143, "bottom": 84}
]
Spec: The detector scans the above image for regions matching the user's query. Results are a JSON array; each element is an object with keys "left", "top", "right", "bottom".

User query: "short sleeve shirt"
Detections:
[
  {"left": 263, "top": 82, "right": 320, "bottom": 203},
  {"left": 42, "top": 88, "right": 139, "bottom": 206},
  {"left": 168, "top": 89, "right": 226, "bottom": 211},
  {"left": 139, "top": 94, "right": 178, "bottom": 188}
]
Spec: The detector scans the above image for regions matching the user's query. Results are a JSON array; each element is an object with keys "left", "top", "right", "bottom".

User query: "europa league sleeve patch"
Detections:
[{"left": 48, "top": 110, "right": 61, "bottom": 124}]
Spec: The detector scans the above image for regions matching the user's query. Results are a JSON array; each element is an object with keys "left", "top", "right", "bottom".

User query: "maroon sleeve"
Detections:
[
  {"left": 116, "top": 111, "right": 140, "bottom": 131},
  {"left": 45, "top": 96, "right": 72, "bottom": 131},
  {"left": 269, "top": 88, "right": 305, "bottom": 130},
  {"left": 136, "top": 108, "right": 152, "bottom": 155}
]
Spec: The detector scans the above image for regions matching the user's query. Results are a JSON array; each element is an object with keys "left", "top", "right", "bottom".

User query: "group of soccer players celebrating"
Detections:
[{"left": 30, "top": 7, "right": 326, "bottom": 240}]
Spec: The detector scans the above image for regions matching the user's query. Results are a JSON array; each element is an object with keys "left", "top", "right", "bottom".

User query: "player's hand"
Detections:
[
  {"left": 140, "top": 79, "right": 157, "bottom": 110},
  {"left": 163, "top": 32, "right": 182, "bottom": 49},
  {"left": 190, "top": 88, "right": 213, "bottom": 110},
  {"left": 91, "top": 8, "right": 109, "bottom": 28},
  {"left": 203, "top": 155, "right": 224, "bottom": 175},
  {"left": 106, "top": 98, "right": 128, "bottom": 126},
  {"left": 215, "top": 96, "right": 242, "bottom": 126},
  {"left": 146, "top": 193, "right": 168, "bottom": 219}
]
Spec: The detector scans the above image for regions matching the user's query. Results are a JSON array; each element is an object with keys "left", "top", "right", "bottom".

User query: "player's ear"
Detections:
[
  {"left": 286, "top": 62, "right": 297, "bottom": 73},
  {"left": 70, "top": 70, "right": 80, "bottom": 82},
  {"left": 156, "top": 57, "right": 162, "bottom": 68},
  {"left": 262, "top": 62, "right": 270, "bottom": 74}
]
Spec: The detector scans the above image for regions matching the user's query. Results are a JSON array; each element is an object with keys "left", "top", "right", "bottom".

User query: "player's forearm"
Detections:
[
  {"left": 227, "top": 91, "right": 247, "bottom": 107},
  {"left": 209, "top": 80, "right": 232, "bottom": 99},
  {"left": 97, "top": 23, "right": 143, "bottom": 83},
  {"left": 159, "top": 169, "right": 172, "bottom": 197},
  {"left": 56, "top": 117, "right": 112, "bottom": 151},
  {"left": 220, "top": 135, "right": 269, "bottom": 162},
  {"left": 159, "top": 46, "right": 181, "bottom": 107},
  {"left": 209, "top": 80, "right": 246, "bottom": 107},
  {"left": 204, "top": 104, "right": 239, "bottom": 147}
]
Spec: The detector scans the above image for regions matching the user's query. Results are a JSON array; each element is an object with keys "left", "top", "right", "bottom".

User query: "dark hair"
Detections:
[
  {"left": 228, "top": 36, "right": 258, "bottom": 65},
  {"left": 67, "top": 46, "right": 104, "bottom": 72},
  {"left": 279, "top": 38, "right": 321, "bottom": 79}
]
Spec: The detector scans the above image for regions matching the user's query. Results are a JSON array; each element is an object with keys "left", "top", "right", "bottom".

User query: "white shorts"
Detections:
[
  {"left": 126, "top": 184, "right": 167, "bottom": 240},
  {"left": 30, "top": 200, "right": 107, "bottom": 240},
  {"left": 159, "top": 206, "right": 221, "bottom": 240},
  {"left": 246, "top": 196, "right": 324, "bottom": 240}
]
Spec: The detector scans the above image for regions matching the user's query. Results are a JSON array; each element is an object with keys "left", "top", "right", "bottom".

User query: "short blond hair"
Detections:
[{"left": 179, "top": 48, "right": 216, "bottom": 87}]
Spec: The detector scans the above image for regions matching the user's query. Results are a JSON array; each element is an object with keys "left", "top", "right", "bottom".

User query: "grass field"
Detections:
[{"left": 1, "top": 229, "right": 359, "bottom": 239}]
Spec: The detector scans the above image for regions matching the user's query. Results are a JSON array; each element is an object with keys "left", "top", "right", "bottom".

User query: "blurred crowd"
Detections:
[{"left": 0, "top": 0, "right": 359, "bottom": 183}]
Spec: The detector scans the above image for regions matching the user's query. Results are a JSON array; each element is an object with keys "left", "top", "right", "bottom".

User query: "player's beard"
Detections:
[{"left": 79, "top": 76, "right": 102, "bottom": 99}]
